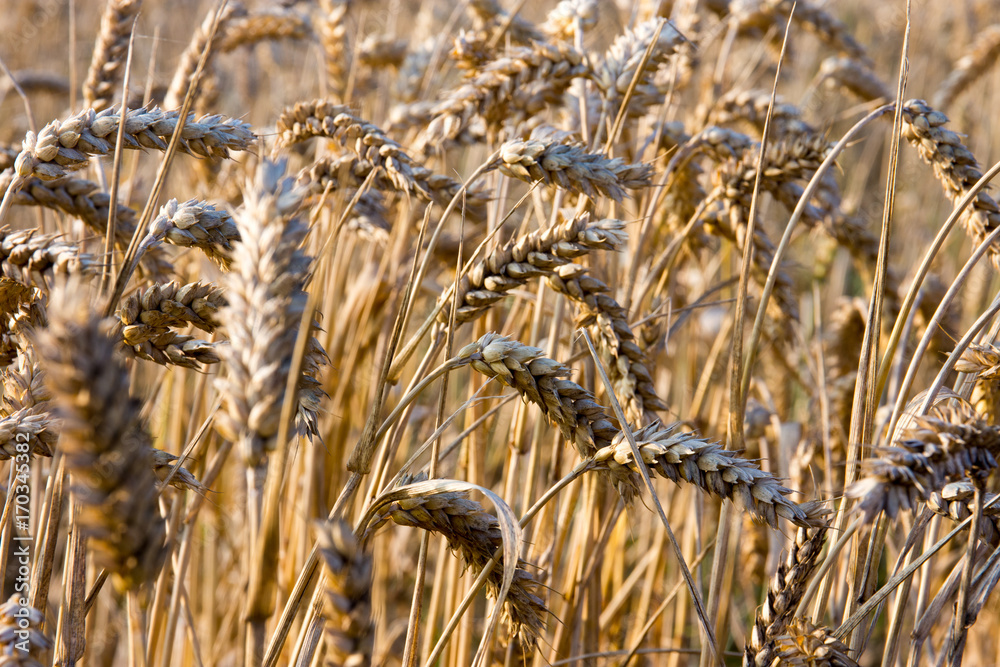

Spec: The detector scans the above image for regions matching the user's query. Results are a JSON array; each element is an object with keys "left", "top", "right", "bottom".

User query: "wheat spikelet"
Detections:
[
  {"left": 316, "top": 0, "right": 350, "bottom": 100},
  {"left": 278, "top": 100, "right": 448, "bottom": 203},
  {"left": 955, "top": 343, "right": 1000, "bottom": 423},
  {"left": 82, "top": 0, "right": 143, "bottom": 111},
  {"left": 217, "top": 9, "right": 312, "bottom": 52},
  {"left": 734, "top": 0, "right": 869, "bottom": 65},
  {"left": 37, "top": 282, "right": 166, "bottom": 592},
  {"left": 457, "top": 332, "right": 641, "bottom": 500},
  {"left": 496, "top": 139, "right": 652, "bottom": 201},
  {"left": 0, "top": 226, "right": 99, "bottom": 289},
  {"left": 547, "top": 262, "right": 666, "bottom": 423},
  {"left": 1, "top": 352, "right": 51, "bottom": 414},
  {"left": 444, "top": 213, "right": 626, "bottom": 323},
  {"left": 143, "top": 198, "right": 239, "bottom": 269},
  {"left": 362, "top": 476, "right": 547, "bottom": 646},
  {"left": 927, "top": 481, "right": 1000, "bottom": 547},
  {"left": 164, "top": 2, "right": 245, "bottom": 109},
  {"left": 767, "top": 619, "right": 860, "bottom": 667},
  {"left": 358, "top": 34, "right": 408, "bottom": 69},
  {"left": 819, "top": 56, "right": 891, "bottom": 102},
  {"left": 297, "top": 152, "right": 490, "bottom": 222},
  {"left": 0, "top": 408, "right": 56, "bottom": 459},
  {"left": 215, "top": 161, "right": 327, "bottom": 465},
  {"left": 0, "top": 295, "right": 40, "bottom": 368},
  {"left": 847, "top": 402, "right": 1000, "bottom": 521},
  {"left": 933, "top": 25, "right": 1000, "bottom": 108},
  {"left": 900, "top": 99, "right": 1000, "bottom": 267},
  {"left": 595, "top": 422, "right": 827, "bottom": 528},
  {"left": 150, "top": 448, "right": 208, "bottom": 493},
  {"left": 14, "top": 106, "right": 254, "bottom": 182},
  {"left": 709, "top": 89, "right": 815, "bottom": 137},
  {"left": 467, "top": 0, "right": 544, "bottom": 45},
  {"left": 421, "top": 40, "right": 589, "bottom": 148},
  {"left": 316, "top": 519, "right": 374, "bottom": 667},
  {"left": 0, "top": 170, "right": 174, "bottom": 280},
  {"left": 744, "top": 528, "right": 828, "bottom": 666},
  {"left": 593, "top": 18, "right": 686, "bottom": 118},
  {"left": 0, "top": 595, "right": 51, "bottom": 666},
  {"left": 541, "top": 0, "right": 598, "bottom": 42},
  {"left": 114, "top": 280, "right": 223, "bottom": 369}
]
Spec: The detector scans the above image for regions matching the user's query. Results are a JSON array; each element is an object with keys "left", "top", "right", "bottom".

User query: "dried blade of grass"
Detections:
[
  {"left": 105, "top": 0, "right": 231, "bottom": 317},
  {"left": 739, "top": 103, "right": 894, "bottom": 410},
  {"left": 709, "top": 14, "right": 795, "bottom": 667},
  {"left": 815, "top": 1, "right": 911, "bottom": 631},
  {"left": 580, "top": 329, "right": 722, "bottom": 667},
  {"left": 100, "top": 22, "right": 136, "bottom": 294}
]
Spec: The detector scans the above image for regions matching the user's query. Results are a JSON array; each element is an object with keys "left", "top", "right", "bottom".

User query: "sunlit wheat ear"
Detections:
[
  {"left": 541, "top": 0, "right": 598, "bottom": 42},
  {"left": 744, "top": 528, "right": 828, "bottom": 666},
  {"left": 316, "top": 519, "right": 374, "bottom": 667},
  {"left": 444, "top": 213, "right": 627, "bottom": 324},
  {"left": 114, "top": 281, "right": 225, "bottom": 370},
  {"left": 0, "top": 226, "right": 99, "bottom": 291},
  {"left": 496, "top": 139, "right": 652, "bottom": 201},
  {"left": 901, "top": 99, "right": 1000, "bottom": 268},
  {"left": 277, "top": 100, "right": 450, "bottom": 202},
  {"left": 297, "top": 151, "right": 490, "bottom": 222},
  {"left": 14, "top": 106, "right": 254, "bottom": 182},
  {"left": 458, "top": 332, "right": 641, "bottom": 501},
  {"left": 361, "top": 475, "right": 548, "bottom": 647},
  {"left": 419, "top": 40, "right": 590, "bottom": 149},
  {"left": 217, "top": 8, "right": 312, "bottom": 52},
  {"left": 215, "top": 159, "right": 328, "bottom": 466},
  {"left": 37, "top": 280, "right": 166, "bottom": 593},
  {"left": 0, "top": 170, "right": 173, "bottom": 280},
  {"left": 595, "top": 422, "right": 828, "bottom": 528},
  {"left": 0, "top": 408, "right": 56, "bottom": 460},
  {"left": 593, "top": 17, "right": 687, "bottom": 119},
  {"left": 83, "top": 0, "right": 142, "bottom": 111},
  {"left": 142, "top": 199, "right": 240, "bottom": 269},
  {"left": 847, "top": 402, "right": 1000, "bottom": 522},
  {"left": 709, "top": 89, "right": 815, "bottom": 137},
  {"left": 316, "top": 0, "right": 350, "bottom": 99},
  {"left": 547, "top": 262, "right": 666, "bottom": 423},
  {"left": 819, "top": 56, "right": 891, "bottom": 102}
]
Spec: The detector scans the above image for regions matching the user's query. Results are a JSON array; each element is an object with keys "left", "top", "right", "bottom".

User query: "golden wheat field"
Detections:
[{"left": 6, "top": 0, "right": 1000, "bottom": 665}]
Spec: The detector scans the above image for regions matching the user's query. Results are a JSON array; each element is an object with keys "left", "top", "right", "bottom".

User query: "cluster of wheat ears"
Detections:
[{"left": 5, "top": 0, "right": 1000, "bottom": 665}]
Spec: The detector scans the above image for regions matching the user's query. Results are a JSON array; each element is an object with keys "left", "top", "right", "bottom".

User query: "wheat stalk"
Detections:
[{"left": 82, "top": 0, "right": 143, "bottom": 111}]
